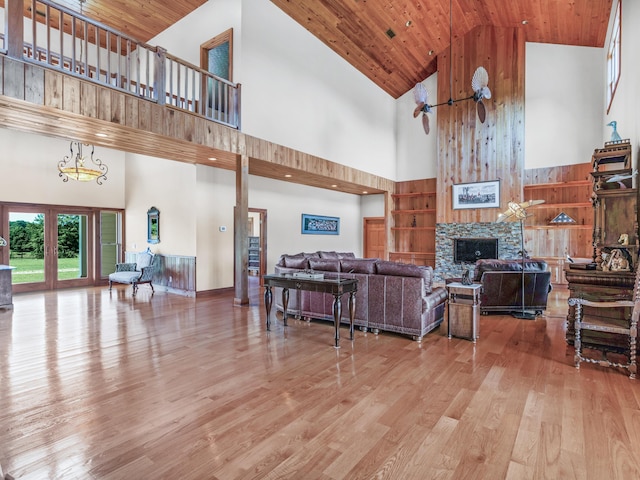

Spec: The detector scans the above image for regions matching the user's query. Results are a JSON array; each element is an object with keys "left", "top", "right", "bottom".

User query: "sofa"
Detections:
[
  {"left": 274, "top": 251, "right": 447, "bottom": 341},
  {"left": 472, "top": 258, "right": 552, "bottom": 315}
]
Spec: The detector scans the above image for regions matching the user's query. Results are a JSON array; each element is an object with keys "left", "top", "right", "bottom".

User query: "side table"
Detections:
[{"left": 447, "top": 282, "right": 482, "bottom": 342}]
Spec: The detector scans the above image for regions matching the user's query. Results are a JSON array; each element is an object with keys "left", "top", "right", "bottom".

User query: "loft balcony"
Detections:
[
  {"left": 0, "top": 0, "right": 392, "bottom": 196},
  {"left": 0, "top": 0, "right": 240, "bottom": 129}
]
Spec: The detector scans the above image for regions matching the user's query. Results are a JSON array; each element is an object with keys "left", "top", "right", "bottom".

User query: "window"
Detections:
[
  {"left": 200, "top": 28, "right": 233, "bottom": 81},
  {"left": 200, "top": 29, "right": 234, "bottom": 122},
  {"left": 606, "top": 0, "right": 621, "bottom": 114}
]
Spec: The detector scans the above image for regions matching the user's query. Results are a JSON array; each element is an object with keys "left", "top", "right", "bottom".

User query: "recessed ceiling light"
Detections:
[
  {"left": 95, "top": 133, "right": 108, "bottom": 138},
  {"left": 405, "top": 20, "right": 412, "bottom": 27},
  {"left": 208, "top": 157, "right": 217, "bottom": 161},
  {"left": 522, "top": 20, "right": 528, "bottom": 25},
  {"left": 428, "top": 50, "right": 434, "bottom": 56},
  {"left": 285, "top": 174, "right": 292, "bottom": 178},
  {"left": 362, "top": 191, "right": 368, "bottom": 194},
  {"left": 331, "top": 184, "right": 338, "bottom": 188}
]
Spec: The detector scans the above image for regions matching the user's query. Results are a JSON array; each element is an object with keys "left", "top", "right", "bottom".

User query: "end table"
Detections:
[{"left": 447, "top": 282, "right": 482, "bottom": 342}]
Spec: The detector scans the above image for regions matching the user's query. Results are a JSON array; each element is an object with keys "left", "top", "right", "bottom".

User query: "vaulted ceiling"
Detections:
[{"left": 21, "top": 0, "right": 614, "bottom": 99}]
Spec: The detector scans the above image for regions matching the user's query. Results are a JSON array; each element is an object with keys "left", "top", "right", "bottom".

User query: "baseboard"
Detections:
[
  {"left": 196, "top": 286, "right": 234, "bottom": 298},
  {"left": 156, "top": 285, "right": 195, "bottom": 298}
]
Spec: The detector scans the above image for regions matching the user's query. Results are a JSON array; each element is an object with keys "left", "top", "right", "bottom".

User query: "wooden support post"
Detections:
[
  {"left": 6, "top": 0, "right": 24, "bottom": 59},
  {"left": 153, "top": 46, "right": 167, "bottom": 105},
  {"left": 234, "top": 148, "right": 249, "bottom": 306}
]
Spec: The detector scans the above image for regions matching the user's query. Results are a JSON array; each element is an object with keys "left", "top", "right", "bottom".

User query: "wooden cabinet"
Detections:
[
  {"left": 565, "top": 140, "right": 640, "bottom": 354},
  {"left": 589, "top": 141, "right": 638, "bottom": 269},
  {"left": 248, "top": 236, "right": 260, "bottom": 275},
  {"left": 390, "top": 178, "right": 436, "bottom": 267}
]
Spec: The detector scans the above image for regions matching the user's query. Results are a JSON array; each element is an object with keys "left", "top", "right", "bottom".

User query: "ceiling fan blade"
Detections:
[
  {"left": 413, "top": 102, "right": 425, "bottom": 118},
  {"left": 477, "top": 100, "right": 486, "bottom": 123},
  {"left": 422, "top": 113, "right": 430, "bottom": 135}
]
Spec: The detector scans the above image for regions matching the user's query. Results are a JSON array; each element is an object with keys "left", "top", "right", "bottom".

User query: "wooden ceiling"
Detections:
[
  {"left": 18, "top": 1, "right": 614, "bottom": 99},
  {"left": 0, "top": 0, "right": 208, "bottom": 43},
  {"left": 271, "top": 0, "right": 614, "bottom": 98}
]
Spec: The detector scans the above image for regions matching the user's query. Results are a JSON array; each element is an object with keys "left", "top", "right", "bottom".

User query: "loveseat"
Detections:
[
  {"left": 472, "top": 258, "right": 552, "bottom": 315},
  {"left": 274, "top": 251, "right": 447, "bottom": 341}
]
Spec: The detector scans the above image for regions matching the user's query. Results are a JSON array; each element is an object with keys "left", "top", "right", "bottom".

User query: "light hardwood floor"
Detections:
[{"left": 1, "top": 281, "right": 639, "bottom": 479}]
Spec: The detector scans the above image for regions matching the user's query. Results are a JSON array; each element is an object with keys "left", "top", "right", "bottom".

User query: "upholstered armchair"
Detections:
[{"left": 108, "top": 248, "right": 158, "bottom": 296}]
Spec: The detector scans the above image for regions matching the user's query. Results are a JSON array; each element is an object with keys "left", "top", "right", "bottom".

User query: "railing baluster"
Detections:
[
  {"left": 5, "top": 0, "right": 239, "bottom": 128},
  {"left": 31, "top": 0, "right": 37, "bottom": 60}
]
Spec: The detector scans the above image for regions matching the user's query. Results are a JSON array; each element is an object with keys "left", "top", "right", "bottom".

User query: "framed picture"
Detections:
[
  {"left": 301, "top": 214, "right": 340, "bottom": 235},
  {"left": 452, "top": 180, "right": 500, "bottom": 210}
]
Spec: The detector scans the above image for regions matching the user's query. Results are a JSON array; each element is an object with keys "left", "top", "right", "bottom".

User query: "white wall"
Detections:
[
  {"left": 525, "top": 43, "right": 604, "bottom": 168},
  {"left": 361, "top": 194, "right": 385, "bottom": 219},
  {"left": 606, "top": 0, "right": 640, "bottom": 155},
  {"left": 395, "top": 72, "right": 439, "bottom": 181},
  {"left": 248, "top": 175, "right": 363, "bottom": 274},
  {"left": 0, "top": 129, "right": 125, "bottom": 207},
  {"left": 195, "top": 165, "right": 236, "bottom": 290},
  {"left": 150, "top": 0, "right": 398, "bottom": 180},
  {"left": 124, "top": 154, "right": 197, "bottom": 257}
]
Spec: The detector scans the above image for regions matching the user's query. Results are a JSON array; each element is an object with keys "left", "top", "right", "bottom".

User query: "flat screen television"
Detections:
[{"left": 454, "top": 238, "right": 498, "bottom": 263}]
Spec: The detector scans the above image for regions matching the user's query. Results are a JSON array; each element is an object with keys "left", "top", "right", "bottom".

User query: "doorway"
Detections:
[
  {"left": 363, "top": 217, "right": 386, "bottom": 259},
  {"left": 0, "top": 202, "right": 123, "bottom": 292},
  {"left": 248, "top": 208, "right": 267, "bottom": 283}
]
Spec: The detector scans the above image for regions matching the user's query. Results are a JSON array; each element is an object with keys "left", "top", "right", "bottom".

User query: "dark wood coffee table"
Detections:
[{"left": 263, "top": 274, "right": 357, "bottom": 348}]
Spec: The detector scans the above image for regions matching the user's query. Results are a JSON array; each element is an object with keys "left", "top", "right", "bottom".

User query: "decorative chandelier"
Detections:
[{"left": 58, "top": 141, "right": 108, "bottom": 184}]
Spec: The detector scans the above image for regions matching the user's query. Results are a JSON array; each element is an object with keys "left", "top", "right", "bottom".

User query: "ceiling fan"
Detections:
[{"left": 413, "top": 0, "right": 492, "bottom": 135}]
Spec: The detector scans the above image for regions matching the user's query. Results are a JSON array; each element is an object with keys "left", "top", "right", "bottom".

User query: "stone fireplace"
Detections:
[{"left": 435, "top": 222, "right": 521, "bottom": 281}]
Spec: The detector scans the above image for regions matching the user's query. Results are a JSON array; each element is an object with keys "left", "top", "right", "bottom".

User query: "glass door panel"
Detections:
[
  {"left": 100, "top": 211, "right": 121, "bottom": 277},
  {"left": 9, "top": 211, "right": 46, "bottom": 287},
  {"left": 56, "top": 213, "right": 89, "bottom": 281}
]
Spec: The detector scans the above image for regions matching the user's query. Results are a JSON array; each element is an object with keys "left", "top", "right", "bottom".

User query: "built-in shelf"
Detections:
[
  {"left": 391, "top": 209, "right": 436, "bottom": 214},
  {"left": 391, "top": 226, "right": 436, "bottom": 231},
  {"left": 392, "top": 180, "right": 437, "bottom": 267},
  {"left": 391, "top": 191, "right": 436, "bottom": 198}
]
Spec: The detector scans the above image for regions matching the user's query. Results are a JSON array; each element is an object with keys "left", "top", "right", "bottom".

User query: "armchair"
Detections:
[{"left": 108, "top": 248, "right": 158, "bottom": 296}]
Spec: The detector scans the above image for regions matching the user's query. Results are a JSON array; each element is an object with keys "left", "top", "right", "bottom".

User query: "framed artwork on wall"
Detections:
[
  {"left": 301, "top": 214, "right": 340, "bottom": 235},
  {"left": 452, "top": 180, "right": 500, "bottom": 210}
]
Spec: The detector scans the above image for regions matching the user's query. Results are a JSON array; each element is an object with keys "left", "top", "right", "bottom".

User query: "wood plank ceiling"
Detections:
[
  {"left": 17, "top": 0, "right": 614, "bottom": 99},
  {"left": 271, "top": 0, "right": 613, "bottom": 98}
]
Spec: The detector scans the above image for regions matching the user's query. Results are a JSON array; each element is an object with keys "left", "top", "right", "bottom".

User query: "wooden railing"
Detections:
[{"left": 0, "top": 0, "right": 240, "bottom": 129}]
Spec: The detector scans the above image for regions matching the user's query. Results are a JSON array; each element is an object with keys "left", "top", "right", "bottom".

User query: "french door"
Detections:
[{"left": 0, "top": 203, "right": 123, "bottom": 292}]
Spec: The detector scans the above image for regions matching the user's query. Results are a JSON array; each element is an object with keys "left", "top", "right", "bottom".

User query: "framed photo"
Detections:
[
  {"left": 301, "top": 214, "right": 340, "bottom": 235},
  {"left": 452, "top": 180, "right": 500, "bottom": 210}
]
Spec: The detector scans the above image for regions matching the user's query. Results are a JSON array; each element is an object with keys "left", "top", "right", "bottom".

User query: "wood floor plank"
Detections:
[{"left": 1, "top": 284, "right": 640, "bottom": 479}]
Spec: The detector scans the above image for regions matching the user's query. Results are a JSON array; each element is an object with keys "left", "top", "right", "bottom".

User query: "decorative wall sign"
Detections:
[
  {"left": 301, "top": 214, "right": 340, "bottom": 235},
  {"left": 452, "top": 180, "right": 500, "bottom": 209}
]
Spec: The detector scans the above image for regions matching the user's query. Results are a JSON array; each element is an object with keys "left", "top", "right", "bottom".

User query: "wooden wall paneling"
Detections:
[
  {"left": 149, "top": 102, "right": 165, "bottom": 135},
  {"left": 44, "top": 69, "right": 63, "bottom": 109},
  {"left": 3, "top": 57, "right": 25, "bottom": 101},
  {"left": 124, "top": 95, "right": 139, "bottom": 128},
  {"left": 97, "top": 87, "right": 111, "bottom": 122},
  {"left": 62, "top": 76, "right": 81, "bottom": 114},
  {"left": 137, "top": 99, "right": 152, "bottom": 131},
  {"left": 80, "top": 82, "right": 98, "bottom": 118},
  {"left": 182, "top": 111, "right": 196, "bottom": 143},
  {"left": 24, "top": 63, "right": 44, "bottom": 105},
  {"left": 437, "top": 26, "right": 526, "bottom": 224},
  {"left": 110, "top": 90, "right": 125, "bottom": 124}
]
